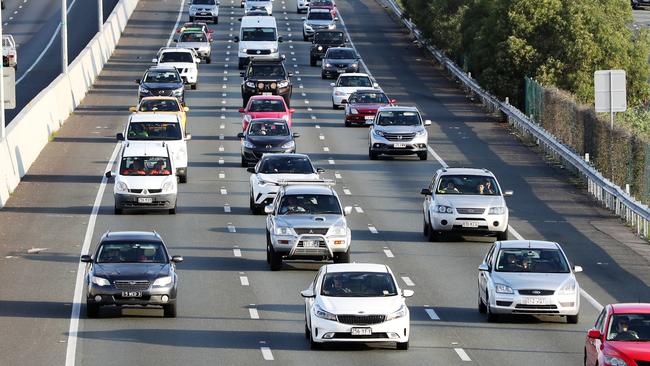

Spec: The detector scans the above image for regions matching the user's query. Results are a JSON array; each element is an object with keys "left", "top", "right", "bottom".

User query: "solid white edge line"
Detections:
[
  {"left": 454, "top": 348, "right": 472, "bottom": 362},
  {"left": 260, "top": 347, "right": 274, "bottom": 361},
  {"left": 425, "top": 308, "right": 440, "bottom": 320},
  {"left": 166, "top": 0, "right": 187, "bottom": 47},
  {"left": 64, "top": 143, "right": 120, "bottom": 366}
]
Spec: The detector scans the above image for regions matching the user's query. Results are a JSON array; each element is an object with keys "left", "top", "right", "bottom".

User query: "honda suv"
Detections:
[
  {"left": 241, "top": 59, "right": 293, "bottom": 107},
  {"left": 368, "top": 106, "right": 431, "bottom": 160}
]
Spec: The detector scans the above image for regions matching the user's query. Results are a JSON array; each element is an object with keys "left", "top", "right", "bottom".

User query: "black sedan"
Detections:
[
  {"left": 237, "top": 118, "right": 299, "bottom": 166},
  {"left": 321, "top": 47, "right": 360, "bottom": 79},
  {"left": 81, "top": 231, "right": 183, "bottom": 318},
  {"left": 136, "top": 66, "right": 185, "bottom": 104}
]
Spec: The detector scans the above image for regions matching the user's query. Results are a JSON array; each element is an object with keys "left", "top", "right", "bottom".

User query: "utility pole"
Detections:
[
  {"left": 61, "top": 0, "right": 68, "bottom": 74},
  {"left": 98, "top": 0, "right": 103, "bottom": 32},
  {"left": 1, "top": 4, "right": 5, "bottom": 141}
]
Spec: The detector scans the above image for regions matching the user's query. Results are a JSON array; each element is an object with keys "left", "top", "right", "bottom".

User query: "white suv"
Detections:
[
  {"left": 368, "top": 106, "right": 431, "bottom": 160},
  {"left": 153, "top": 47, "right": 200, "bottom": 89},
  {"left": 245, "top": 0, "right": 273, "bottom": 15},
  {"left": 106, "top": 142, "right": 178, "bottom": 215},
  {"left": 189, "top": 0, "right": 219, "bottom": 23},
  {"left": 330, "top": 73, "right": 378, "bottom": 108},
  {"left": 117, "top": 113, "right": 191, "bottom": 183},
  {"left": 420, "top": 167, "right": 513, "bottom": 241},
  {"left": 265, "top": 182, "right": 352, "bottom": 271}
]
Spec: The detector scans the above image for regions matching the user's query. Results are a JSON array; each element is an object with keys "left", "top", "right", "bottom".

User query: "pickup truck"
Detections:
[{"left": 2, "top": 35, "right": 17, "bottom": 70}]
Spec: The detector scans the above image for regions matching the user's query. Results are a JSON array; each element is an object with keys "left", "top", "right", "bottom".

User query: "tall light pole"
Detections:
[
  {"left": 61, "top": 0, "right": 68, "bottom": 74},
  {"left": 98, "top": 0, "right": 103, "bottom": 32},
  {"left": 1, "top": 4, "right": 5, "bottom": 141}
]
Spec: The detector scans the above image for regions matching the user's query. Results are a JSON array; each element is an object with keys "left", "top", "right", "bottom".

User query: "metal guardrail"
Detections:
[{"left": 382, "top": 0, "right": 650, "bottom": 238}]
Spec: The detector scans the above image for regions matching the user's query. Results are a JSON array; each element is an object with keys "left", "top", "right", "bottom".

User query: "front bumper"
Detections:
[
  {"left": 304, "top": 25, "right": 334, "bottom": 38},
  {"left": 429, "top": 211, "right": 508, "bottom": 233},
  {"left": 238, "top": 51, "right": 281, "bottom": 65},
  {"left": 189, "top": 10, "right": 218, "bottom": 20},
  {"left": 242, "top": 85, "right": 292, "bottom": 99},
  {"left": 323, "top": 65, "right": 359, "bottom": 78},
  {"left": 271, "top": 233, "right": 350, "bottom": 259},
  {"left": 242, "top": 146, "right": 295, "bottom": 163},
  {"left": 193, "top": 48, "right": 211, "bottom": 58},
  {"left": 346, "top": 113, "right": 375, "bottom": 125},
  {"left": 87, "top": 282, "right": 177, "bottom": 306},
  {"left": 114, "top": 193, "right": 177, "bottom": 210},
  {"left": 490, "top": 291, "right": 580, "bottom": 316},
  {"left": 310, "top": 313, "right": 409, "bottom": 343}
]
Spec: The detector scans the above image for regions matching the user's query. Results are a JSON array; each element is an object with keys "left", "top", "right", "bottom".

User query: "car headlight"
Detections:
[
  {"left": 325, "top": 63, "right": 332, "bottom": 67},
  {"left": 557, "top": 280, "right": 577, "bottom": 295},
  {"left": 488, "top": 206, "right": 506, "bottom": 215},
  {"left": 435, "top": 204, "right": 453, "bottom": 214},
  {"left": 350, "top": 108, "right": 359, "bottom": 114},
  {"left": 271, "top": 47, "right": 278, "bottom": 53},
  {"left": 90, "top": 276, "right": 110, "bottom": 287},
  {"left": 281, "top": 140, "right": 295, "bottom": 149},
  {"left": 116, "top": 181, "right": 128, "bottom": 192},
  {"left": 317, "top": 46, "right": 323, "bottom": 51},
  {"left": 495, "top": 283, "right": 514, "bottom": 294},
  {"left": 334, "top": 91, "right": 346, "bottom": 96},
  {"left": 314, "top": 304, "right": 337, "bottom": 321},
  {"left": 304, "top": 24, "right": 313, "bottom": 30},
  {"left": 153, "top": 276, "right": 173, "bottom": 287},
  {"left": 328, "top": 226, "right": 347, "bottom": 236},
  {"left": 603, "top": 356, "right": 627, "bottom": 366},
  {"left": 351, "top": 63, "right": 358, "bottom": 68},
  {"left": 385, "top": 305, "right": 407, "bottom": 321},
  {"left": 243, "top": 140, "right": 255, "bottom": 149},
  {"left": 245, "top": 81, "right": 255, "bottom": 88},
  {"left": 162, "top": 181, "right": 174, "bottom": 193},
  {"left": 173, "top": 87, "right": 184, "bottom": 96},
  {"left": 274, "top": 226, "right": 293, "bottom": 235},
  {"left": 282, "top": 115, "right": 289, "bottom": 121},
  {"left": 138, "top": 86, "right": 150, "bottom": 94},
  {"left": 175, "top": 148, "right": 186, "bottom": 162},
  {"left": 242, "top": 48, "right": 248, "bottom": 53},
  {"left": 415, "top": 128, "right": 427, "bottom": 136},
  {"left": 328, "top": 23, "right": 336, "bottom": 29},
  {"left": 373, "top": 129, "right": 385, "bottom": 137},
  {"left": 278, "top": 80, "right": 289, "bottom": 88}
]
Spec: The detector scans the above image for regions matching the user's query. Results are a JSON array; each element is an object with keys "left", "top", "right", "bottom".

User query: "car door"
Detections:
[
  {"left": 423, "top": 172, "right": 439, "bottom": 224},
  {"left": 585, "top": 308, "right": 607, "bottom": 366},
  {"left": 479, "top": 243, "right": 497, "bottom": 303},
  {"left": 305, "top": 269, "right": 323, "bottom": 330}
]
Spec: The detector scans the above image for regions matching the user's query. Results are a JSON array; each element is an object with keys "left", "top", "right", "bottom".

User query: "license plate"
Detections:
[
  {"left": 121, "top": 291, "right": 142, "bottom": 298},
  {"left": 364, "top": 115, "right": 374, "bottom": 120},
  {"left": 461, "top": 221, "right": 479, "bottom": 228},
  {"left": 393, "top": 143, "right": 406, "bottom": 148},
  {"left": 337, "top": 69, "right": 346, "bottom": 73},
  {"left": 262, "top": 92, "right": 272, "bottom": 95},
  {"left": 199, "top": 12, "right": 209, "bottom": 15},
  {"left": 523, "top": 297, "right": 548, "bottom": 305},
  {"left": 351, "top": 327, "right": 372, "bottom": 336},
  {"left": 138, "top": 197, "right": 153, "bottom": 204},
  {"left": 303, "top": 240, "right": 319, "bottom": 248}
]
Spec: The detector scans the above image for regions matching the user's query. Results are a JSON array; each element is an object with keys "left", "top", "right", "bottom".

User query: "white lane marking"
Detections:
[
  {"left": 219, "top": 158, "right": 225, "bottom": 165},
  {"left": 354, "top": 206, "right": 363, "bottom": 213},
  {"left": 323, "top": 147, "right": 330, "bottom": 152},
  {"left": 219, "top": 146, "right": 224, "bottom": 152},
  {"left": 220, "top": 123, "right": 225, "bottom": 129},
  {"left": 220, "top": 114, "right": 226, "bottom": 118},
  {"left": 328, "top": 159, "right": 335, "bottom": 165},
  {"left": 249, "top": 307, "right": 260, "bottom": 319},
  {"left": 240, "top": 276, "right": 249, "bottom": 286},
  {"left": 314, "top": 123, "right": 320, "bottom": 127},
  {"left": 219, "top": 172, "right": 225, "bottom": 179},
  {"left": 220, "top": 188, "right": 228, "bottom": 195},
  {"left": 224, "top": 204, "right": 231, "bottom": 213},
  {"left": 335, "top": 172, "right": 342, "bottom": 179},
  {"left": 383, "top": 248, "right": 394, "bottom": 258},
  {"left": 165, "top": 0, "right": 187, "bottom": 47},
  {"left": 228, "top": 224, "right": 237, "bottom": 233},
  {"left": 454, "top": 348, "right": 471, "bottom": 362},
  {"left": 319, "top": 135, "right": 325, "bottom": 140},
  {"left": 425, "top": 308, "right": 440, "bottom": 320},
  {"left": 311, "top": 115, "right": 316, "bottom": 120},
  {"left": 219, "top": 134, "right": 225, "bottom": 140},
  {"left": 401, "top": 276, "right": 415, "bottom": 286},
  {"left": 64, "top": 144, "right": 120, "bottom": 366},
  {"left": 27, "top": 247, "right": 48, "bottom": 254},
  {"left": 427, "top": 146, "right": 447, "bottom": 168},
  {"left": 260, "top": 347, "right": 274, "bottom": 361},
  {"left": 368, "top": 225, "right": 378, "bottom": 234},
  {"left": 233, "top": 248, "right": 242, "bottom": 257},
  {"left": 343, "top": 188, "right": 351, "bottom": 195}
]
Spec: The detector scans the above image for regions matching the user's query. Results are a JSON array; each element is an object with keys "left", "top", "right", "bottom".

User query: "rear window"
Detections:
[
  {"left": 337, "top": 76, "right": 372, "bottom": 87},
  {"left": 160, "top": 52, "right": 194, "bottom": 63}
]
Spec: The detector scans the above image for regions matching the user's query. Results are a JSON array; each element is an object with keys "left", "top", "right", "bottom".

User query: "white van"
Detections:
[
  {"left": 117, "top": 113, "right": 191, "bottom": 183},
  {"left": 234, "top": 16, "right": 283, "bottom": 69},
  {"left": 106, "top": 142, "right": 178, "bottom": 215}
]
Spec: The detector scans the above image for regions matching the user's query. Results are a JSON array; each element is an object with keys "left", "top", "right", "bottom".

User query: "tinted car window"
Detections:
[
  {"left": 327, "top": 49, "right": 356, "bottom": 59},
  {"left": 179, "top": 32, "right": 207, "bottom": 42},
  {"left": 308, "top": 12, "right": 333, "bottom": 20},
  {"left": 606, "top": 314, "right": 650, "bottom": 341},
  {"left": 160, "top": 52, "right": 194, "bottom": 63},
  {"left": 247, "top": 121, "right": 289, "bottom": 136},
  {"left": 376, "top": 111, "right": 420, "bottom": 126},
  {"left": 338, "top": 76, "right": 372, "bottom": 87},
  {"left": 259, "top": 156, "right": 314, "bottom": 174},
  {"left": 350, "top": 92, "right": 388, "bottom": 104},
  {"left": 314, "top": 32, "right": 344, "bottom": 43},
  {"left": 278, "top": 194, "right": 341, "bottom": 215},
  {"left": 494, "top": 249, "right": 570, "bottom": 273},
  {"left": 120, "top": 156, "right": 172, "bottom": 176},
  {"left": 249, "top": 99, "right": 286, "bottom": 112},
  {"left": 193, "top": 0, "right": 216, "bottom": 4},
  {"left": 96, "top": 242, "right": 168, "bottom": 263},
  {"left": 435, "top": 175, "right": 500, "bottom": 195},
  {"left": 144, "top": 71, "right": 181, "bottom": 83},
  {"left": 242, "top": 27, "right": 277, "bottom": 41},
  {"left": 248, "top": 65, "right": 285, "bottom": 78},
  {"left": 138, "top": 99, "right": 180, "bottom": 112},
  {"left": 321, "top": 272, "right": 398, "bottom": 297},
  {"left": 127, "top": 122, "right": 182, "bottom": 140}
]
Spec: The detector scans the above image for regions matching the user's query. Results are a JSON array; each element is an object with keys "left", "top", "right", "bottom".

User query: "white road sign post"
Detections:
[{"left": 594, "top": 70, "right": 627, "bottom": 129}]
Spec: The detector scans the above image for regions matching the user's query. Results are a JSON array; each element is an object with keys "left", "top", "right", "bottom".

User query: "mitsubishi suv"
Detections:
[
  {"left": 189, "top": 0, "right": 219, "bottom": 23},
  {"left": 265, "top": 182, "right": 353, "bottom": 271},
  {"left": 368, "top": 106, "right": 431, "bottom": 160},
  {"left": 420, "top": 167, "right": 513, "bottom": 241},
  {"left": 240, "top": 58, "right": 293, "bottom": 107}
]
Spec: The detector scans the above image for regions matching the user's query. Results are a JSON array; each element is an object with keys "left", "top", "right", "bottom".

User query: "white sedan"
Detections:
[
  {"left": 301, "top": 263, "right": 413, "bottom": 350},
  {"left": 330, "top": 73, "right": 379, "bottom": 109}
]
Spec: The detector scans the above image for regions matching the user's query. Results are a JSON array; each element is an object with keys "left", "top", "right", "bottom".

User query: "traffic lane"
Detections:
[{"left": 338, "top": 0, "right": 650, "bottom": 304}]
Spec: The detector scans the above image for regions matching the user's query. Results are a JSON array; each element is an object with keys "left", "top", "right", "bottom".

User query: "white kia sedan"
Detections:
[{"left": 301, "top": 263, "right": 413, "bottom": 350}]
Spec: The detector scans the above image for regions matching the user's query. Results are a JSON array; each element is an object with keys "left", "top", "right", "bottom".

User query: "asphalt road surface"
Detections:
[
  {"left": 0, "top": 0, "right": 648, "bottom": 365},
  {"left": 2, "top": 0, "right": 118, "bottom": 124}
]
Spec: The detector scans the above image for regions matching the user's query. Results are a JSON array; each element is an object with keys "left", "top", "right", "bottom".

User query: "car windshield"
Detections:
[
  {"left": 321, "top": 272, "right": 398, "bottom": 297},
  {"left": 179, "top": 32, "right": 207, "bottom": 42},
  {"left": 278, "top": 194, "right": 341, "bottom": 215},
  {"left": 193, "top": 0, "right": 216, "bottom": 5},
  {"left": 376, "top": 111, "right": 420, "bottom": 126},
  {"left": 127, "top": 122, "right": 182, "bottom": 140},
  {"left": 259, "top": 156, "right": 314, "bottom": 174},
  {"left": 327, "top": 49, "right": 355, "bottom": 59},
  {"left": 96, "top": 242, "right": 168, "bottom": 264},
  {"left": 249, "top": 99, "right": 286, "bottom": 112},
  {"left": 119, "top": 156, "right": 172, "bottom": 176},
  {"left": 308, "top": 12, "right": 334, "bottom": 20},
  {"left": 435, "top": 175, "right": 500, "bottom": 195},
  {"left": 495, "top": 248, "right": 570, "bottom": 273},
  {"left": 606, "top": 314, "right": 650, "bottom": 341},
  {"left": 314, "top": 32, "right": 344, "bottom": 43},
  {"left": 242, "top": 27, "right": 277, "bottom": 41},
  {"left": 160, "top": 52, "right": 194, "bottom": 63},
  {"left": 138, "top": 99, "right": 180, "bottom": 112},
  {"left": 143, "top": 71, "right": 181, "bottom": 83},
  {"left": 247, "top": 120, "right": 289, "bottom": 136},
  {"left": 350, "top": 92, "right": 389, "bottom": 104},
  {"left": 248, "top": 65, "right": 285, "bottom": 78},
  {"left": 337, "top": 76, "right": 372, "bottom": 87}
]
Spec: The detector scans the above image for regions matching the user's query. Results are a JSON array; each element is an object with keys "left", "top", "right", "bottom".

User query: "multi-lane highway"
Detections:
[
  {"left": 1, "top": 0, "right": 118, "bottom": 123},
  {"left": 0, "top": 0, "right": 648, "bottom": 365}
]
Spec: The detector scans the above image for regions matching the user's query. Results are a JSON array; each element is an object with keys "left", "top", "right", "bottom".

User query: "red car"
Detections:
[
  {"left": 343, "top": 89, "right": 395, "bottom": 127},
  {"left": 309, "top": 0, "right": 336, "bottom": 16},
  {"left": 239, "top": 95, "right": 295, "bottom": 130},
  {"left": 584, "top": 303, "right": 650, "bottom": 366}
]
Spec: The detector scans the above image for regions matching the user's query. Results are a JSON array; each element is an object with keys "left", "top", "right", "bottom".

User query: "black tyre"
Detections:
[
  {"left": 369, "top": 147, "right": 378, "bottom": 160},
  {"left": 396, "top": 341, "right": 409, "bottom": 350},
  {"left": 332, "top": 102, "right": 338, "bottom": 110},
  {"left": 567, "top": 314, "right": 579, "bottom": 324},
  {"left": 427, "top": 224, "right": 438, "bottom": 242},
  {"left": 250, "top": 192, "right": 261, "bottom": 214},
  {"left": 179, "top": 172, "right": 187, "bottom": 184},
  {"left": 321, "top": 71, "right": 327, "bottom": 79},
  {"left": 163, "top": 302, "right": 177, "bottom": 318},
  {"left": 169, "top": 206, "right": 176, "bottom": 215},
  {"left": 283, "top": 95, "right": 291, "bottom": 108},
  {"left": 191, "top": 83, "right": 197, "bottom": 90},
  {"left": 486, "top": 295, "right": 499, "bottom": 322},
  {"left": 206, "top": 56, "right": 212, "bottom": 64},
  {"left": 496, "top": 230, "right": 508, "bottom": 241},
  {"left": 86, "top": 302, "right": 99, "bottom": 318},
  {"left": 423, "top": 217, "right": 429, "bottom": 237},
  {"left": 333, "top": 250, "right": 350, "bottom": 263},
  {"left": 418, "top": 151, "right": 428, "bottom": 160},
  {"left": 269, "top": 245, "right": 282, "bottom": 271},
  {"left": 213, "top": 16, "right": 218, "bottom": 24},
  {"left": 189, "top": 16, "right": 194, "bottom": 22},
  {"left": 309, "top": 330, "right": 321, "bottom": 350},
  {"left": 114, "top": 206, "right": 123, "bottom": 215},
  {"left": 303, "top": 33, "right": 308, "bottom": 41},
  {"left": 344, "top": 120, "right": 351, "bottom": 127},
  {"left": 241, "top": 157, "right": 248, "bottom": 167},
  {"left": 310, "top": 57, "right": 317, "bottom": 67},
  {"left": 305, "top": 323, "right": 310, "bottom": 340},
  {"left": 478, "top": 291, "right": 487, "bottom": 314}
]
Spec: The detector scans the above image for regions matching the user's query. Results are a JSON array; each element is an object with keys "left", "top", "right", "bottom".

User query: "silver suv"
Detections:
[
  {"left": 369, "top": 106, "right": 431, "bottom": 160},
  {"left": 189, "top": 0, "right": 219, "bottom": 23},
  {"left": 265, "top": 182, "right": 352, "bottom": 271},
  {"left": 420, "top": 167, "right": 512, "bottom": 241}
]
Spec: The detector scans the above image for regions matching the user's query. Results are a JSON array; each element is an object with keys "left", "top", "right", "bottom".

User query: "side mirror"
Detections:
[
  {"left": 478, "top": 263, "right": 490, "bottom": 272},
  {"left": 277, "top": 36, "right": 283, "bottom": 43},
  {"left": 334, "top": 17, "right": 339, "bottom": 21},
  {"left": 316, "top": 167, "right": 325, "bottom": 173},
  {"left": 237, "top": 132, "right": 245, "bottom": 138},
  {"left": 329, "top": 82, "right": 335, "bottom": 87},
  {"left": 240, "top": 71, "right": 246, "bottom": 77},
  {"left": 300, "top": 289, "right": 315, "bottom": 298},
  {"left": 587, "top": 329, "right": 602, "bottom": 339},
  {"left": 105, "top": 171, "right": 112, "bottom": 178},
  {"left": 171, "top": 255, "right": 184, "bottom": 263},
  {"left": 574, "top": 265, "right": 583, "bottom": 273},
  {"left": 424, "top": 119, "right": 432, "bottom": 126},
  {"left": 289, "top": 108, "right": 296, "bottom": 113},
  {"left": 116, "top": 132, "right": 124, "bottom": 141},
  {"left": 503, "top": 190, "right": 514, "bottom": 197},
  {"left": 402, "top": 289, "right": 414, "bottom": 298},
  {"left": 152, "top": 58, "right": 158, "bottom": 63},
  {"left": 134, "top": 79, "right": 141, "bottom": 84},
  {"left": 238, "top": 107, "right": 246, "bottom": 113},
  {"left": 420, "top": 188, "right": 432, "bottom": 195},
  {"left": 344, "top": 206, "right": 353, "bottom": 215},
  {"left": 247, "top": 167, "right": 256, "bottom": 173},
  {"left": 373, "top": 82, "right": 379, "bottom": 88},
  {"left": 129, "top": 106, "right": 137, "bottom": 112},
  {"left": 301, "top": 17, "right": 306, "bottom": 20},
  {"left": 185, "top": 134, "right": 192, "bottom": 141},
  {"left": 233, "top": 36, "right": 240, "bottom": 42},
  {"left": 264, "top": 205, "right": 274, "bottom": 214},
  {"left": 183, "top": 106, "right": 190, "bottom": 112},
  {"left": 390, "top": 99, "right": 397, "bottom": 104},
  {"left": 293, "top": 132, "right": 300, "bottom": 138},
  {"left": 80, "top": 255, "right": 93, "bottom": 263}
]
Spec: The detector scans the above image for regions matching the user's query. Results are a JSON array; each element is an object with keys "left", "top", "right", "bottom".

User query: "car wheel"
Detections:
[
  {"left": 310, "top": 57, "right": 317, "bottom": 67},
  {"left": 241, "top": 157, "right": 248, "bottom": 167},
  {"left": 269, "top": 245, "right": 282, "bottom": 271},
  {"left": 191, "top": 82, "right": 197, "bottom": 90},
  {"left": 179, "top": 171, "right": 187, "bottom": 184},
  {"left": 423, "top": 217, "right": 429, "bottom": 236},
  {"left": 333, "top": 250, "right": 350, "bottom": 263},
  {"left": 305, "top": 323, "right": 310, "bottom": 340},
  {"left": 478, "top": 290, "right": 487, "bottom": 314},
  {"left": 169, "top": 206, "right": 176, "bottom": 215},
  {"left": 114, "top": 206, "right": 122, "bottom": 215},
  {"left": 266, "top": 233, "right": 272, "bottom": 264},
  {"left": 309, "top": 329, "right": 321, "bottom": 350},
  {"left": 496, "top": 229, "right": 508, "bottom": 241},
  {"left": 344, "top": 120, "right": 351, "bottom": 127},
  {"left": 163, "top": 302, "right": 177, "bottom": 318},
  {"left": 418, "top": 151, "right": 428, "bottom": 160},
  {"left": 206, "top": 56, "right": 212, "bottom": 64},
  {"left": 250, "top": 192, "right": 261, "bottom": 214},
  {"left": 427, "top": 222, "right": 438, "bottom": 242},
  {"left": 86, "top": 302, "right": 99, "bottom": 318},
  {"left": 303, "top": 33, "right": 308, "bottom": 41},
  {"left": 396, "top": 341, "right": 409, "bottom": 350},
  {"left": 567, "top": 314, "right": 579, "bottom": 324},
  {"left": 486, "top": 295, "right": 499, "bottom": 322},
  {"left": 213, "top": 16, "right": 218, "bottom": 24},
  {"left": 321, "top": 71, "right": 327, "bottom": 79},
  {"left": 283, "top": 95, "right": 291, "bottom": 108},
  {"left": 332, "top": 102, "right": 338, "bottom": 110}
]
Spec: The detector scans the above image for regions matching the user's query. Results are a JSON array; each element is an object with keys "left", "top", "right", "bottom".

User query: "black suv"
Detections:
[
  {"left": 136, "top": 66, "right": 185, "bottom": 104},
  {"left": 81, "top": 231, "right": 183, "bottom": 318},
  {"left": 240, "top": 59, "right": 293, "bottom": 107},
  {"left": 309, "top": 30, "right": 346, "bottom": 66}
]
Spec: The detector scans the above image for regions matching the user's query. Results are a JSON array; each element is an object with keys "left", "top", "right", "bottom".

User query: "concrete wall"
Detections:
[{"left": 0, "top": 0, "right": 140, "bottom": 208}]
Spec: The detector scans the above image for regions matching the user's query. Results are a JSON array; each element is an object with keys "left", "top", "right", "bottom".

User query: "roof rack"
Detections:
[{"left": 278, "top": 179, "right": 335, "bottom": 187}]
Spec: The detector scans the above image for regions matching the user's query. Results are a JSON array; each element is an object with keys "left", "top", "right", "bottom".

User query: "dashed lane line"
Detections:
[
  {"left": 383, "top": 248, "right": 394, "bottom": 258},
  {"left": 368, "top": 225, "right": 378, "bottom": 234},
  {"left": 260, "top": 347, "right": 274, "bottom": 361},
  {"left": 401, "top": 276, "right": 415, "bottom": 286},
  {"left": 425, "top": 308, "right": 440, "bottom": 320},
  {"left": 233, "top": 248, "right": 241, "bottom": 257},
  {"left": 454, "top": 348, "right": 472, "bottom": 362}
]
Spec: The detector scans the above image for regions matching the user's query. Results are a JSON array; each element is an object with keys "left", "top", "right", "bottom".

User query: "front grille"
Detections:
[
  {"left": 129, "top": 189, "right": 162, "bottom": 194},
  {"left": 114, "top": 280, "right": 150, "bottom": 291},
  {"left": 518, "top": 289, "right": 555, "bottom": 296},
  {"left": 294, "top": 228, "right": 328, "bottom": 235},
  {"left": 496, "top": 301, "right": 513, "bottom": 307},
  {"left": 252, "top": 81, "right": 281, "bottom": 92},
  {"left": 456, "top": 207, "right": 486, "bottom": 215},
  {"left": 152, "top": 89, "right": 173, "bottom": 96},
  {"left": 334, "top": 63, "right": 348, "bottom": 68},
  {"left": 331, "top": 332, "right": 389, "bottom": 339},
  {"left": 337, "top": 315, "right": 386, "bottom": 325},
  {"left": 383, "top": 132, "right": 416, "bottom": 141},
  {"left": 635, "top": 361, "right": 650, "bottom": 366},
  {"left": 513, "top": 304, "right": 559, "bottom": 313},
  {"left": 122, "top": 201, "right": 170, "bottom": 208},
  {"left": 247, "top": 49, "right": 272, "bottom": 55}
]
